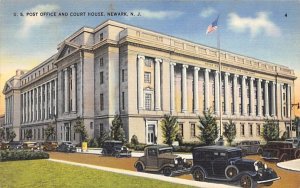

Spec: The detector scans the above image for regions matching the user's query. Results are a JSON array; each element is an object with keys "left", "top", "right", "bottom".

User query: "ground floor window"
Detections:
[{"left": 147, "top": 124, "right": 155, "bottom": 144}]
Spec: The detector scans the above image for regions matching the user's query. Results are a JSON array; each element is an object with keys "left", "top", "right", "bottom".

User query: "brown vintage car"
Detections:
[
  {"left": 262, "top": 141, "right": 300, "bottom": 162},
  {"left": 23, "top": 142, "right": 41, "bottom": 151},
  {"left": 134, "top": 145, "right": 191, "bottom": 176},
  {"left": 43, "top": 141, "right": 58, "bottom": 151}
]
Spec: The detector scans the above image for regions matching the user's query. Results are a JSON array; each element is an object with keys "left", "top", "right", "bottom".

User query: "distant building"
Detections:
[{"left": 2, "top": 20, "right": 297, "bottom": 144}]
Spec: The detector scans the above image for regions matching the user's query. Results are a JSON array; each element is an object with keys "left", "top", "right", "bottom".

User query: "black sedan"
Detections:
[{"left": 56, "top": 142, "right": 76, "bottom": 153}]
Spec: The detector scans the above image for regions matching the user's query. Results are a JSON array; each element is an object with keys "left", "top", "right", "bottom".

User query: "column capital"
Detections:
[
  {"left": 205, "top": 68, "right": 211, "bottom": 73},
  {"left": 155, "top": 58, "right": 162, "bottom": 63},
  {"left": 194, "top": 67, "right": 200, "bottom": 71},
  {"left": 242, "top": 75, "right": 247, "bottom": 79},
  {"left": 170, "top": 62, "right": 176, "bottom": 66},
  {"left": 70, "top": 64, "right": 76, "bottom": 69},
  {"left": 265, "top": 80, "right": 269, "bottom": 84},
  {"left": 214, "top": 70, "right": 219, "bottom": 74},
  {"left": 234, "top": 74, "right": 239, "bottom": 78},
  {"left": 250, "top": 77, "right": 255, "bottom": 81},
  {"left": 182, "top": 64, "right": 189, "bottom": 69},
  {"left": 257, "top": 78, "right": 262, "bottom": 82},
  {"left": 271, "top": 81, "right": 276, "bottom": 85},
  {"left": 224, "top": 72, "right": 230, "bottom": 76},
  {"left": 137, "top": 55, "right": 145, "bottom": 60},
  {"left": 63, "top": 68, "right": 68, "bottom": 72}
]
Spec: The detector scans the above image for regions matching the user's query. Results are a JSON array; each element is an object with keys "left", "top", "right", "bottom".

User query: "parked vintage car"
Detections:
[
  {"left": 262, "top": 141, "right": 300, "bottom": 162},
  {"left": 191, "top": 146, "right": 280, "bottom": 188},
  {"left": 43, "top": 141, "right": 58, "bottom": 151},
  {"left": 134, "top": 145, "right": 191, "bottom": 176},
  {"left": 102, "top": 140, "right": 131, "bottom": 157},
  {"left": 236, "top": 140, "right": 263, "bottom": 155},
  {"left": 23, "top": 141, "right": 41, "bottom": 151},
  {"left": 8, "top": 141, "right": 23, "bottom": 150},
  {"left": 0, "top": 142, "right": 9, "bottom": 150},
  {"left": 56, "top": 142, "right": 76, "bottom": 153},
  {"left": 285, "top": 138, "right": 300, "bottom": 148}
]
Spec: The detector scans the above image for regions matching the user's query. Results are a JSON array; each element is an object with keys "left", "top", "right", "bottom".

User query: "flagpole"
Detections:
[{"left": 217, "top": 22, "right": 223, "bottom": 143}]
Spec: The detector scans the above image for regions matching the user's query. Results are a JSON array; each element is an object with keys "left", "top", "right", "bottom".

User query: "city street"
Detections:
[{"left": 49, "top": 152, "right": 300, "bottom": 188}]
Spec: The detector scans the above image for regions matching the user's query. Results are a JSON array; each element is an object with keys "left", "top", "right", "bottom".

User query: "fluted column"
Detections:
[
  {"left": 40, "top": 85, "right": 43, "bottom": 120},
  {"left": 71, "top": 65, "right": 77, "bottom": 112},
  {"left": 37, "top": 87, "right": 40, "bottom": 121},
  {"left": 182, "top": 64, "right": 188, "bottom": 113},
  {"left": 233, "top": 74, "right": 239, "bottom": 115},
  {"left": 214, "top": 71, "right": 220, "bottom": 115},
  {"left": 22, "top": 94, "right": 25, "bottom": 123},
  {"left": 49, "top": 81, "right": 52, "bottom": 116},
  {"left": 193, "top": 67, "right": 200, "bottom": 113},
  {"left": 271, "top": 81, "right": 276, "bottom": 117},
  {"left": 204, "top": 69, "right": 211, "bottom": 111},
  {"left": 29, "top": 90, "right": 32, "bottom": 122},
  {"left": 264, "top": 81, "right": 269, "bottom": 117},
  {"left": 154, "top": 58, "right": 162, "bottom": 111},
  {"left": 45, "top": 83, "right": 48, "bottom": 119},
  {"left": 224, "top": 73, "right": 230, "bottom": 115},
  {"left": 257, "top": 79, "right": 262, "bottom": 116},
  {"left": 170, "top": 62, "right": 176, "bottom": 113},
  {"left": 250, "top": 78, "right": 255, "bottom": 116},
  {"left": 242, "top": 76, "right": 247, "bottom": 116},
  {"left": 287, "top": 84, "right": 291, "bottom": 118},
  {"left": 64, "top": 68, "right": 69, "bottom": 113},
  {"left": 54, "top": 79, "right": 57, "bottom": 115},
  {"left": 25, "top": 92, "right": 28, "bottom": 122},
  {"left": 137, "top": 55, "right": 145, "bottom": 110},
  {"left": 33, "top": 89, "right": 36, "bottom": 122}
]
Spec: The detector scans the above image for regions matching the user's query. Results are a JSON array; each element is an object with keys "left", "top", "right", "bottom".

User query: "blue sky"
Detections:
[{"left": 0, "top": 0, "right": 300, "bottom": 113}]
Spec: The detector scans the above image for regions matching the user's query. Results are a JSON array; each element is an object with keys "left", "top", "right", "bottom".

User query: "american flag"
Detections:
[{"left": 206, "top": 16, "right": 219, "bottom": 34}]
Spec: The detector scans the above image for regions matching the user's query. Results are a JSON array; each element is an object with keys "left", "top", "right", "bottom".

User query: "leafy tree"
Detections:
[
  {"left": 74, "top": 117, "right": 88, "bottom": 144},
  {"left": 198, "top": 109, "right": 218, "bottom": 145},
  {"left": 25, "top": 129, "right": 33, "bottom": 140},
  {"left": 161, "top": 114, "right": 178, "bottom": 146},
  {"left": 262, "top": 119, "right": 280, "bottom": 141},
  {"left": 97, "top": 131, "right": 110, "bottom": 147},
  {"left": 294, "top": 116, "right": 300, "bottom": 137},
  {"left": 8, "top": 129, "right": 16, "bottom": 142},
  {"left": 223, "top": 120, "right": 236, "bottom": 146},
  {"left": 45, "top": 124, "right": 56, "bottom": 141},
  {"left": 0, "top": 127, "right": 4, "bottom": 140},
  {"left": 111, "top": 114, "right": 126, "bottom": 143},
  {"left": 130, "top": 135, "right": 139, "bottom": 146}
]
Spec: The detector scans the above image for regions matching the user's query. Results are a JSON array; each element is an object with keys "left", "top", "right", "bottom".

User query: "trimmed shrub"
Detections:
[
  {"left": 0, "top": 150, "right": 49, "bottom": 162},
  {"left": 134, "top": 144, "right": 147, "bottom": 151},
  {"left": 130, "top": 135, "right": 139, "bottom": 146}
]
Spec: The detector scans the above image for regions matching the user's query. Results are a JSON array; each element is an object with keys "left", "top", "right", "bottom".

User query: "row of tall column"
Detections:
[
  {"left": 21, "top": 79, "right": 57, "bottom": 124},
  {"left": 63, "top": 64, "right": 77, "bottom": 113},
  {"left": 5, "top": 96, "right": 13, "bottom": 124}
]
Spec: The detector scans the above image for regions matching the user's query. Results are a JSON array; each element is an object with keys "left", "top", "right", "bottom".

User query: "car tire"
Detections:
[
  {"left": 192, "top": 168, "right": 205, "bottom": 181},
  {"left": 279, "top": 153, "right": 288, "bottom": 162},
  {"left": 225, "top": 165, "right": 239, "bottom": 179},
  {"left": 115, "top": 153, "right": 121, "bottom": 158},
  {"left": 240, "top": 174, "right": 256, "bottom": 188},
  {"left": 163, "top": 167, "right": 173, "bottom": 176},
  {"left": 136, "top": 163, "right": 144, "bottom": 172},
  {"left": 294, "top": 149, "right": 300, "bottom": 159}
]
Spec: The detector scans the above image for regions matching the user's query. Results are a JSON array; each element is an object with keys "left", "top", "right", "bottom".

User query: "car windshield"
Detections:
[
  {"left": 159, "top": 148, "right": 173, "bottom": 154},
  {"left": 228, "top": 150, "right": 242, "bottom": 159}
]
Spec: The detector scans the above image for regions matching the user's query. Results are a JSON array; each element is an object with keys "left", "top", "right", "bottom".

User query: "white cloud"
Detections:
[
  {"left": 130, "top": 9, "right": 183, "bottom": 19},
  {"left": 19, "top": 4, "right": 60, "bottom": 38},
  {"left": 227, "top": 12, "right": 281, "bottom": 38},
  {"left": 200, "top": 7, "right": 216, "bottom": 18}
]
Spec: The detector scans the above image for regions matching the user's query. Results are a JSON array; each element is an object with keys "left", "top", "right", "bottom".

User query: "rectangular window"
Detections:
[
  {"left": 145, "top": 93, "right": 151, "bottom": 110},
  {"left": 100, "top": 123, "right": 104, "bottom": 134},
  {"left": 283, "top": 106, "right": 286, "bottom": 116},
  {"left": 38, "top": 129, "right": 40, "bottom": 140},
  {"left": 249, "top": 124, "right": 253, "bottom": 136},
  {"left": 239, "top": 87, "right": 241, "bottom": 97},
  {"left": 247, "top": 104, "right": 250, "bottom": 115},
  {"left": 144, "top": 72, "right": 151, "bottom": 83},
  {"left": 100, "top": 72, "right": 104, "bottom": 84},
  {"left": 42, "top": 128, "right": 44, "bottom": 139},
  {"left": 100, "top": 33, "right": 103, "bottom": 41},
  {"left": 122, "top": 69, "right": 125, "bottom": 82},
  {"left": 90, "top": 122, "right": 93, "bottom": 129},
  {"left": 231, "top": 103, "right": 234, "bottom": 113},
  {"left": 100, "top": 58, "right": 104, "bottom": 67},
  {"left": 239, "top": 104, "right": 242, "bottom": 114},
  {"left": 222, "top": 102, "right": 225, "bottom": 112},
  {"left": 283, "top": 93, "right": 286, "bottom": 101},
  {"left": 122, "top": 92, "right": 125, "bottom": 110},
  {"left": 100, "top": 94, "right": 104, "bottom": 111},
  {"left": 178, "top": 124, "right": 183, "bottom": 137},
  {"left": 240, "top": 124, "right": 245, "bottom": 136},
  {"left": 191, "top": 124, "right": 196, "bottom": 138},
  {"left": 256, "top": 124, "right": 261, "bottom": 136}
]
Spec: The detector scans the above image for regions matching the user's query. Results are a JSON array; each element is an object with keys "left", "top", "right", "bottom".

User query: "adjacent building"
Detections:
[{"left": 2, "top": 20, "right": 297, "bottom": 144}]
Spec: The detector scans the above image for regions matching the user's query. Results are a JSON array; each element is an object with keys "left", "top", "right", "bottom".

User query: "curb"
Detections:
[{"left": 276, "top": 159, "right": 300, "bottom": 173}]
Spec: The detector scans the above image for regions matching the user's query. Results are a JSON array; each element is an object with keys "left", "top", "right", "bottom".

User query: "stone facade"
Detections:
[{"left": 2, "top": 20, "right": 297, "bottom": 144}]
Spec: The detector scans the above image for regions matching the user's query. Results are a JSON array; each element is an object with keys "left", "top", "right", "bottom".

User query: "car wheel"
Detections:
[
  {"left": 163, "top": 167, "right": 173, "bottom": 176},
  {"left": 240, "top": 175, "right": 255, "bottom": 188},
  {"left": 192, "top": 168, "right": 205, "bottom": 181},
  {"left": 225, "top": 165, "right": 239, "bottom": 179},
  {"left": 294, "top": 149, "right": 300, "bottom": 159},
  {"left": 279, "top": 153, "right": 288, "bottom": 162},
  {"left": 115, "top": 153, "right": 121, "bottom": 158},
  {"left": 136, "top": 163, "right": 144, "bottom": 172}
]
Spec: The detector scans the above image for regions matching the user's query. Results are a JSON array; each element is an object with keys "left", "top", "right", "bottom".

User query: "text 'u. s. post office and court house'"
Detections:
[{"left": 3, "top": 20, "right": 297, "bottom": 144}]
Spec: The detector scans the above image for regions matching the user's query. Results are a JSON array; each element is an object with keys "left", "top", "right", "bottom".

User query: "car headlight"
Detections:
[
  {"left": 174, "top": 158, "right": 178, "bottom": 165},
  {"left": 264, "top": 163, "right": 268, "bottom": 169},
  {"left": 183, "top": 158, "right": 187, "bottom": 163},
  {"left": 254, "top": 161, "right": 259, "bottom": 171}
]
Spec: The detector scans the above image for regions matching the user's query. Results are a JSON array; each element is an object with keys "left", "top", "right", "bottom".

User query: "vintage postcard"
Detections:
[{"left": 0, "top": 0, "right": 299, "bottom": 188}]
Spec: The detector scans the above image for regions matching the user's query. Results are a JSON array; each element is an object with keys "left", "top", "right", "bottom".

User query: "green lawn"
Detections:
[{"left": 0, "top": 160, "right": 193, "bottom": 188}]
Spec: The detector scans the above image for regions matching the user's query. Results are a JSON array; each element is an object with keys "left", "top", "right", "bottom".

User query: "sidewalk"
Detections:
[
  {"left": 49, "top": 159, "right": 236, "bottom": 188},
  {"left": 277, "top": 159, "right": 300, "bottom": 172}
]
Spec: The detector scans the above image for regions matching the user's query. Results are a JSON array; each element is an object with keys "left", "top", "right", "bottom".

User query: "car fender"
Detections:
[
  {"left": 191, "top": 165, "right": 207, "bottom": 178},
  {"left": 232, "top": 171, "right": 257, "bottom": 181},
  {"left": 134, "top": 160, "right": 145, "bottom": 169}
]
